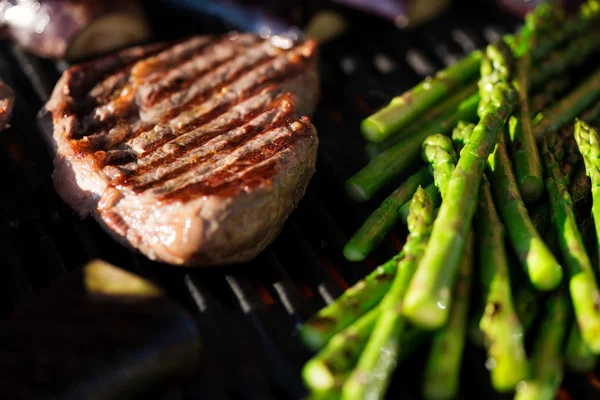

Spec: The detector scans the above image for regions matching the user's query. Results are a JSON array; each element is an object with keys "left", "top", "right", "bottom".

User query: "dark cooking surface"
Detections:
[{"left": 1, "top": 1, "right": 600, "bottom": 399}]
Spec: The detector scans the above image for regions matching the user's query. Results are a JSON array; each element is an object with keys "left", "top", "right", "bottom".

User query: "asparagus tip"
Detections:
[
  {"left": 302, "top": 359, "right": 337, "bottom": 392},
  {"left": 518, "top": 176, "right": 545, "bottom": 203}
]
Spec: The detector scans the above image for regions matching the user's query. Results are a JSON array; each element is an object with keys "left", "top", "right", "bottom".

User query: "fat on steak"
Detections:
[{"left": 38, "top": 33, "right": 319, "bottom": 266}]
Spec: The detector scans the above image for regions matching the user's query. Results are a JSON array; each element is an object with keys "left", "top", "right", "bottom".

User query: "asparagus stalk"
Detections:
[
  {"left": 509, "top": 12, "right": 545, "bottom": 203},
  {"left": 488, "top": 127, "right": 562, "bottom": 290},
  {"left": 476, "top": 175, "right": 530, "bottom": 392},
  {"left": 343, "top": 167, "right": 431, "bottom": 261},
  {"left": 360, "top": 0, "right": 600, "bottom": 144},
  {"left": 468, "top": 283, "right": 538, "bottom": 348},
  {"left": 303, "top": 309, "right": 428, "bottom": 394},
  {"left": 402, "top": 83, "right": 518, "bottom": 329},
  {"left": 533, "top": 67, "right": 600, "bottom": 139},
  {"left": 366, "top": 71, "right": 570, "bottom": 160},
  {"left": 514, "top": 291, "right": 570, "bottom": 400},
  {"left": 348, "top": 36, "right": 600, "bottom": 202},
  {"left": 365, "top": 83, "right": 478, "bottom": 159},
  {"left": 346, "top": 94, "right": 479, "bottom": 202},
  {"left": 565, "top": 322, "right": 598, "bottom": 373},
  {"left": 299, "top": 256, "right": 398, "bottom": 350},
  {"left": 422, "top": 232, "right": 474, "bottom": 400},
  {"left": 541, "top": 134, "right": 600, "bottom": 353},
  {"left": 341, "top": 187, "right": 435, "bottom": 400},
  {"left": 360, "top": 51, "right": 483, "bottom": 143},
  {"left": 574, "top": 119, "right": 600, "bottom": 270},
  {"left": 303, "top": 309, "right": 377, "bottom": 392}
]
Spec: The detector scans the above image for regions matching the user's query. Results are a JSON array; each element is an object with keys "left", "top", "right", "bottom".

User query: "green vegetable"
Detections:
[
  {"left": 534, "top": 67, "right": 600, "bottom": 139},
  {"left": 346, "top": 94, "right": 479, "bottom": 202},
  {"left": 343, "top": 167, "right": 431, "bottom": 261},
  {"left": 514, "top": 291, "right": 569, "bottom": 400},
  {"left": 365, "top": 83, "right": 478, "bottom": 159},
  {"left": 565, "top": 322, "right": 598, "bottom": 373},
  {"left": 477, "top": 175, "right": 530, "bottom": 392},
  {"left": 402, "top": 83, "right": 517, "bottom": 329},
  {"left": 422, "top": 232, "right": 474, "bottom": 400},
  {"left": 361, "top": 52, "right": 482, "bottom": 143},
  {"left": 542, "top": 134, "right": 600, "bottom": 353},
  {"left": 299, "top": 257, "right": 398, "bottom": 351},
  {"left": 488, "top": 127, "right": 562, "bottom": 290},
  {"left": 341, "top": 187, "right": 435, "bottom": 400},
  {"left": 574, "top": 119, "right": 600, "bottom": 270}
]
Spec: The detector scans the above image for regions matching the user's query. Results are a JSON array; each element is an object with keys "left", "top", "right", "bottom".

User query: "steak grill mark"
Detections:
[
  {"left": 123, "top": 96, "right": 295, "bottom": 193},
  {"left": 66, "top": 36, "right": 315, "bottom": 202},
  {"left": 78, "top": 38, "right": 295, "bottom": 143},
  {"left": 158, "top": 118, "right": 313, "bottom": 202},
  {"left": 111, "top": 54, "right": 312, "bottom": 185}
]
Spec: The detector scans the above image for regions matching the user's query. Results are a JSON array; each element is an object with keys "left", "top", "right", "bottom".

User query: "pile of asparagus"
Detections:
[{"left": 299, "top": 1, "right": 600, "bottom": 399}]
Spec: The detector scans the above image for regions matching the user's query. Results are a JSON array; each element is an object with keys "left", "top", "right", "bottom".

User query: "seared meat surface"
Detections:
[{"left": 38, "top": 33, "right": 319, "bottom": 266}]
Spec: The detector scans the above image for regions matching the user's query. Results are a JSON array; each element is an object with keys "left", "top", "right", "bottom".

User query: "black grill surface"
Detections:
[{"left": 2, "top": 1, "right": 600, "bottom": 399}]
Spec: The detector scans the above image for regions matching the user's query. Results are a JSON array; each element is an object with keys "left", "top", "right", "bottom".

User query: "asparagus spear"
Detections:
[
  {"left": 365, "top": 83, "right": 478, "bottom": 159},
  {"left": 348, "top": 37, "right": 600, "bottom": 203},
  {"left": 346, "top": 93, "right": 479, "bottom": 202},
  {"left": 488, "top": 127, "right": 562, "bottom": 290},
  {"left": 402, "top": 83, "right": 518, "bottom": 329},
  {"left": 574, "top": 119, "right": 600, "bottom": 269},
  {"left": 421, "top": 232, "right": 474, "bottom": 400},
  {"left": 303, "top": 309, "right": 377, "bottom": 392},
  {"left": 541, "top": 135, "right": 600, "bottom": 353},
  {"left": 341, "top": 187, "right": 435, "bottom": 400},
  {"left": 360, "top": 0, "right": 600, "bottom": 144},
  {"left": 299, "top": 256, "right": 398, "bottom": 350},
  {"left": 343, "top": 167, "right": 431, "bottom": 261},
  {"left": 566, "top": 322, "right": 598, "bottom": 373},
  {"left": 509, "top": 13, "right": 545, "bottom": 203},
  {"left": 366, "top": 71, "right": 570, "bottom": 160},
  {"left": 360, "top": 51, "right": 483, "bottom": 143},
  {"left": 533, "top": 67, "right": 600, "bottom": 139},
  {"left": 514, "top": 291, "right": 569, "bottom": 400},
  {"left": 476, "top": 175, "right": 530, "bottom": 392},
  {"left": 468, "top": 283, "right": 538, "bottom": 348},
  {"left": 303, "top": 309, "right": 428, "bottom": 394}
]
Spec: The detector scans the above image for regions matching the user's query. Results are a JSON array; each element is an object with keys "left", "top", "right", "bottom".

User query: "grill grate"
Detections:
[{"left": 2, "top": 1, "right": 600, "bottom": 399}]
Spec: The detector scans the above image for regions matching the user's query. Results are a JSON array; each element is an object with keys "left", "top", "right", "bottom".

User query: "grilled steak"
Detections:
[
  {"left": 0, "top": 80, "right": 14, "bottom": 131},
  {"left": 38, "top": 33, "right": 319, "bottom": 266}
]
